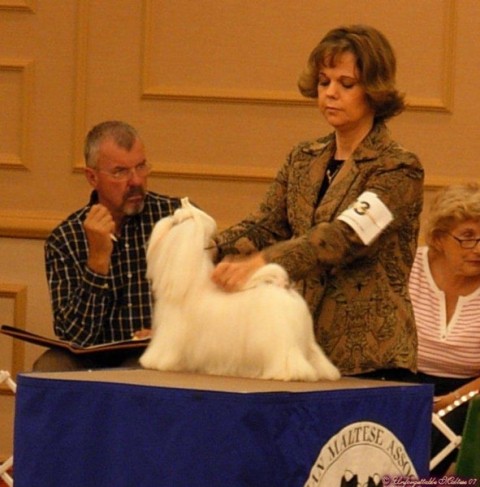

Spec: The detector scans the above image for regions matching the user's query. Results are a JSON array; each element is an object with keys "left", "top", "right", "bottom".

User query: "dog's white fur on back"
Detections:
[{"left": 140, "top": 198, "right": 340, "bottom": 382}]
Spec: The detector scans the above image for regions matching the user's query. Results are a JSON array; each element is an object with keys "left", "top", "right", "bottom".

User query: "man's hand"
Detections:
[
  {"left": 84, "top": 204, "right": 116, "bottom": 275},
  {"left": 132, "top": 329, "right": 152, "bottom": 340}
]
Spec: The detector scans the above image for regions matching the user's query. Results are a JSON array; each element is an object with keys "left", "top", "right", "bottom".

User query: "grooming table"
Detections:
[{"left": 13, "top": 369, "right": 433, "bottom": 486}]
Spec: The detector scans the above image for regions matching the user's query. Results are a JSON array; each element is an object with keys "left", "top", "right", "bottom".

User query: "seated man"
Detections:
[{"left": 33, "top": 120, "right": 183, "bottom": 371}]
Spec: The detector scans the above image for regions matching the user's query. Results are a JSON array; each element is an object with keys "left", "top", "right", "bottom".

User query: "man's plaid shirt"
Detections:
[{"left": 45, "top": 191, "right": 181, "bottom": 346}]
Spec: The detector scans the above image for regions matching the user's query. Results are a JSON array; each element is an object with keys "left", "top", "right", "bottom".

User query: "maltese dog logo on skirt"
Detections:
[{"left": 304, "top": 421, "right": 417, "bottom": 486}]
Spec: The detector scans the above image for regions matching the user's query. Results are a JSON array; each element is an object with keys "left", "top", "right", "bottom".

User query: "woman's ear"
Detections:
[{"left": 429, "top": 231, "right": 445, "bottom": 254}]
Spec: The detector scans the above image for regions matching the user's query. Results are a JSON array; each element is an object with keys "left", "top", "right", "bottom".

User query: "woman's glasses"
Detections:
[{"left": 448, "top": 233, "right": 480, "bottom": 249}]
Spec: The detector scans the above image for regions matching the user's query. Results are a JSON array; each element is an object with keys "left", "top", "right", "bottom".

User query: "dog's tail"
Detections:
[{"left": 307, "top": 344, "right": 341, "bottom": 381}]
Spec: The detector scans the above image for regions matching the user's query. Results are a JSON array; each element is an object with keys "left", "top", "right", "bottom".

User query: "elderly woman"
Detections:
[
  {"left": 408, "top": 183, "right": 480, "bottom": 474},
  {"left": 212, "top": 25, "right": 424, "bottom": 377}
]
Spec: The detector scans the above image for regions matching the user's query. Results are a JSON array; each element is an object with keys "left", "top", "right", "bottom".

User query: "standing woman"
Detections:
[
  {"left": 212, "top": 25, "right": 424, "bottom": 377},
  {"left": 408, "top": 183, "right": 480, "bottom": 474}
]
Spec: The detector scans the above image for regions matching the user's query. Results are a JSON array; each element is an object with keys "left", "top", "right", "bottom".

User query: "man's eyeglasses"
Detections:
[
  {"left": 97, "top": 162, "right": 151, "bottom": 181},
  {"left": 448, "top": 233, "right": 480, "bottom": 249}
]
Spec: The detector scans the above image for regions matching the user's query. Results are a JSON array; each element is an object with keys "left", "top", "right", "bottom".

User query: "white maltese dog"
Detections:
[{"left": 140, "top": 198, "right": 340, "bottom": 382}]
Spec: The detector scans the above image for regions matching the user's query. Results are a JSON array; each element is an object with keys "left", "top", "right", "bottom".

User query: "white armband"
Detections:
[{"left": 337, "top": 191, "right": 393, "bottom": 245}]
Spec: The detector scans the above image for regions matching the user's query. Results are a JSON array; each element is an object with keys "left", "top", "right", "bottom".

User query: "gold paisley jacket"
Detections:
[{"left": 215, "top": 122, "right": 424, "bottom": 375}]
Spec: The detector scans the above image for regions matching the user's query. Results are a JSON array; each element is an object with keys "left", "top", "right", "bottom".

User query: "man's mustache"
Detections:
[{"left": 124, "top": 187, "right": 146, "bottom": 200}]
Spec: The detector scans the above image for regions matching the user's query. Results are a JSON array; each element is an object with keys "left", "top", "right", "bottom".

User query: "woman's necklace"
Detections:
[
  {"left": 315, "top": 158, "right": 345, "bottom": 206},
  {"left": 326, "top": 159, "right": 344, "bottom": 185}
]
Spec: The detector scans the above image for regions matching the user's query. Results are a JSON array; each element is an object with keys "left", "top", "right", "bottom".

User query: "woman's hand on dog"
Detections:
[{"left": 211, "top": 253, "right": 266, "bottom": 292}]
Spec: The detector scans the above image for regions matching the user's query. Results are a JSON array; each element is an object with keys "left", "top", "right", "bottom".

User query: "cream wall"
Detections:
[{"left": 1, "top": 0, "right": 479, "bottom": 459}]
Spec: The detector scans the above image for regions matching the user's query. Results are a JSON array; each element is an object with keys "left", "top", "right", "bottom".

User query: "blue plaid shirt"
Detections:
[{"left": 45, "top": 191, "right": 181, "bottom": 346}]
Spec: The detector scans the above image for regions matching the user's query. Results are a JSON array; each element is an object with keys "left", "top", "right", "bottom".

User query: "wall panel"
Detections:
[
  {"left": 0, "top": 284, "right": 26, "bottom": 461},
  {"left": 0, "top": 284, "right": 26, "bottom": 386},
  {"left": 142, "top": 0, "right": 455, "bottom": 111},
  {"left": 0, "top": 59, "right": 33, "bottom": 169}
]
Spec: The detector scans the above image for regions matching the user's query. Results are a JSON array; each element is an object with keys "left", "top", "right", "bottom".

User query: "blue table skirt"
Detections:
[{"left": 13, "top": 369, "right": 433, "bottom": 487}]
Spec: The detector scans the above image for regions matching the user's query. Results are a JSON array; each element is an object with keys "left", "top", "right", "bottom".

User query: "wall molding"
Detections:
[
  {"left": 149, "top": 161, "right": 275, "bottom": 183},
  {"left": 0, "top": 178, "right": 475, "bottom": 240},
  {"left": 141, "top": 0, "right": 456, "bottom": 113},
  {"left": 0, "top": 0, "right": 35, "bottom": 12},
  {"left": 0, "top": 58, "right": 34, "bottom": 170},
  {"left": 0, "top": 284, "right": 26, "bottom": 392},
  {"left": 0, "top": 212, "right": 61, "bottom": 240}
]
